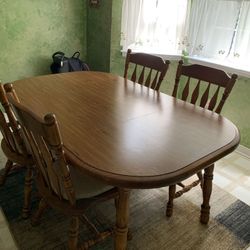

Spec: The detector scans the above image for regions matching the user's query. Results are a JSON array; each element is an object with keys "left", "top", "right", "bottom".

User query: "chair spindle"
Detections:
[
  {"left": 151, "top": 72, "right": 159, "bottom": 90},
  {"left": 131, "top": 65, "right": 137, "bottom": 82},
  {"left": 208, "top": 86, "right": 220, "bottom": 111},
  {"left": 182, "top": 77, "right": 190, "bottom": 101},
  {"left": 200, "top": 83, "right": 211, "bottom": 108},
  {"left": 191, "top": 80, "right": 201, "bottom": 105},
  {"left": 138, "top": 67, "right": 145, "bottom": 84},
  {"left": 145, "top": 69, "right": 152, "bottom": 87}
]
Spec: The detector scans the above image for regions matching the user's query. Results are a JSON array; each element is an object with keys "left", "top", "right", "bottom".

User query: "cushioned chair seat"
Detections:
[{"left": 68, "top": 166, "right": 113, "bottom": 199}]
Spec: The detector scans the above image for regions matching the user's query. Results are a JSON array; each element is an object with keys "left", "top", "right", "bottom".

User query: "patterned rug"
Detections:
[{"left": 0, "top": 169, "right": 250, "bottom": 250}]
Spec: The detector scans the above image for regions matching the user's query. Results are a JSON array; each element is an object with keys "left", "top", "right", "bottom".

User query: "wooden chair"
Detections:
[
  {"left": 7, "top": 89, "right": 119, "bottom": 250},
  {"left": 166, "top": 60, "right": 238, "bottom": 217},
  {"left": 0, "top": 83, "right": 33, "bottom": 219},
  {"left": 124, "top": 49, "right": 170, "bottom": 90}
]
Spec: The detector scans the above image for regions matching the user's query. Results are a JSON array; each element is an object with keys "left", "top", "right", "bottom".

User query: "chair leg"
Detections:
[
  {"left": 200, "top": 164, "right": 214, "bottom": 224},
  {"left": 31, "top": 198, "right": 49, "bottom": 226},
  {"left": 68, "top": 216, "right": 79, "bottom": 250},
  {"left": 166, "top": 184, "right": 176, "bottom": 217},
  {"left": 79, "top": 214, "right": 114, "bottom": 249},
  {"left": 22, "top": 166, "right": 33, "bottom": 219},
  {"left": 0, "top": 160, "right": 13, "bottom": 186}
]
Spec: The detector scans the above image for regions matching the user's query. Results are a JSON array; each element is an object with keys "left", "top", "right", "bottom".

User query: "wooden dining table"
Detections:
[{"left": 11, "top": 71, "right": 240, "bottom": 249}]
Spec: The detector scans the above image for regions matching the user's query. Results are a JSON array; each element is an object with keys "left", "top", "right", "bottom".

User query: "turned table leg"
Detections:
[
  {"left": 115, "top": 188, "right": 130, "bottom": 250},
  {"left": 200, "top": 164, "right": 214, "bottom": 224}
]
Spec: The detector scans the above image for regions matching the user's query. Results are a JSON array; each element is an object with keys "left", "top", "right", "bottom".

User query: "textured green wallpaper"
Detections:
[
  {"left": 0, "top": 0, "right": 87, "bottom": 83},
  {"left": 109, "top": 1, "right": 250, "bottom": 149},
  {"left": 110, "top": 0, "right": 124, "bottom": 75},
  {"left": 87, "top": 0, "right": 112, "bottom": 72},
  {"left": 221, "top": 77, "right": 250, "bottom": 148}
]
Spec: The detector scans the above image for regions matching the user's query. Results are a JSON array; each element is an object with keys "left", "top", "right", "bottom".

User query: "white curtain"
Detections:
[
  {"left": 229, "top": 1, "right": 250, "bottom": 67},
  {"left": 121, "top": 0, "right": 189, "bottom": 54},
  {"left": 120, "top": 0, "right": 143, "bottom": 51},
  {"left": 185, "top": 0, "right": 250, "bottom": 68},
  {"left": 121, "top": 0, "right": 250, "bottom": 69}
]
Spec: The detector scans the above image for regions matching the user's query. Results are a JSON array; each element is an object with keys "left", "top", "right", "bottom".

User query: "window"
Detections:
[
  {"left": 121, "top": 0, "right": 189, "bottom": 56},
  {"left": 186, "top": 0, "right": 250, "bottom": 72},
  {"left": 121, "top": 0, "right": 250, "bottom": 75}
]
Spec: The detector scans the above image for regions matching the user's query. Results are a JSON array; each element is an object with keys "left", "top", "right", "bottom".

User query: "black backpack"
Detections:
[{"left": 50, "top": 51, "right": 90, "bottom": 74}]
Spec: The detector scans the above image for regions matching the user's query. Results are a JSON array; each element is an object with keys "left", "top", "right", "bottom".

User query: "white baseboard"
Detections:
[{"left": 235, "top": 144, "right": 250, "bottom": 159}]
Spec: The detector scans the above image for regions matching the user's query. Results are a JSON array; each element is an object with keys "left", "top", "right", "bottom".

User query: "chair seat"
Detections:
[{"left": 69, "top": 166, "right": 113, "bottom": 200}]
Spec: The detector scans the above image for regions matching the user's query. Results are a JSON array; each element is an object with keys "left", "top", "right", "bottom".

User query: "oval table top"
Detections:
[{"left": 12, "top": 71, "right": 240, "bottom": 188}]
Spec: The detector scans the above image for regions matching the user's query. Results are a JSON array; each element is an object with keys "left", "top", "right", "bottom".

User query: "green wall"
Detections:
[
  {"left": 87, "top": 0, "right": 112, "bottom": 72},
  {"left": 0, "top": 0, "right": 87, "bottom": 83},
  {"left": 221, "top": 77, "right": 250, "bottom": 148},
  {"left": 110, "top": 0, "right": 124, "bottom": 75}
]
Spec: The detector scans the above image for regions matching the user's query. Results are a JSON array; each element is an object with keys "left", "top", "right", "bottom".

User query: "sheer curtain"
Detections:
[
  {"left": 120, "top": 0, "right": 143, "bottom": 52},
  {"left": 230, "top": 1, "right": 250, "bottom": 68},
  {"left": 121, "top": 0, "right": 189, "bottom": 54},
  {"left": 184, "top": 0, "right": 250, "bottom": 68}
]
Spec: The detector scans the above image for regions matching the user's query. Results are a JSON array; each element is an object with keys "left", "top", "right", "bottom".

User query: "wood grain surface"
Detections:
[{"left": 12, "top": 72, "right": 240, "bottom": 188}]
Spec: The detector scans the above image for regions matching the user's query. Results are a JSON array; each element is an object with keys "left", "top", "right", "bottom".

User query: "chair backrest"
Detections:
[
  {"left": 124, "top": 49, "right": 170, "bottom": 90},
  {"left": 8, "top": 92, "right": 76, "bottom": 206},
  {"left": 0, "top": 83, "right": 27, "bottom": 156},
  {"left": 172, "top": 60, "right": 238, "bottom": 114}
]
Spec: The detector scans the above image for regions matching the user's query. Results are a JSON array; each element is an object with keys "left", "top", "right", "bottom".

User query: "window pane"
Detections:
[{"left": 121, "top": 0, "right": 188, "bottom": 54}]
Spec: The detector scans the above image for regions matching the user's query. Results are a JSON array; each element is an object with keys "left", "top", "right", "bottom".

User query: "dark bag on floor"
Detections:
[{"left": 50, "top": 51, "right": 90, "bottom": 74}]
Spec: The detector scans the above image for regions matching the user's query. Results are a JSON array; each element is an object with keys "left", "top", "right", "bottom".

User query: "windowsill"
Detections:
[
  {"left": 121, "top": 49, "right": 250, "bottom": 78},
  {"left": 121, "top": 49, "right": 182, "bottom": 61},
  {"left": 187, "top": 56, "right": 250, "bottom": 78}
]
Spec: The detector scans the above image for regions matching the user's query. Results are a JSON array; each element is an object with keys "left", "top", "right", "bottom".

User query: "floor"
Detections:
[
  {"left": 0, "top": 150, "right": 249, "bottom": 250},
  {"left": 0, "top": 207, "right": 18, "bottom": 250},
  {"left": 214, "top": 151, "right": 250, "bottom": 206}
]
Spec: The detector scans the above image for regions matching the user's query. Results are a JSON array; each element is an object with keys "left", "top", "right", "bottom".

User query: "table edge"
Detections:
[{"left": 65, "top": 125, "right": 240, "bottom": 189}]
